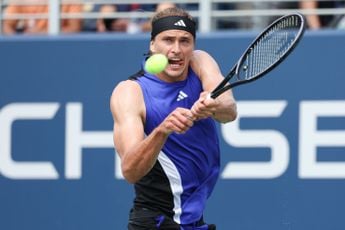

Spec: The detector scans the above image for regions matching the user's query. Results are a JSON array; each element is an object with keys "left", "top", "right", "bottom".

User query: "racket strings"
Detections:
[
  {"left": 211, "top": 13, "right": 305, "bottom": 99},
  {"left": 239, "top": 14, "right": 302, "bottom": 80}
]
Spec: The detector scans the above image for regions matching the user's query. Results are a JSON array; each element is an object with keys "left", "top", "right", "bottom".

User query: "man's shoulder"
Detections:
[
  {"left": 110, "top": 80, "right": 145, "bottom": 117},
  {"left": 113, "top": 80, "right": 141, "bottom": 96}
]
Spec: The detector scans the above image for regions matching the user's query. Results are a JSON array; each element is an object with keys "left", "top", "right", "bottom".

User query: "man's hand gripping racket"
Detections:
[{"left": 210, "top": 13, "right": 306, "bottom": 99}]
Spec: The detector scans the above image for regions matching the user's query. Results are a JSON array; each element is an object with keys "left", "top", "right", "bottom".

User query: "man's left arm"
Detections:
[{"left": 190, "top": 50, "right": 237, "bottom": 123}]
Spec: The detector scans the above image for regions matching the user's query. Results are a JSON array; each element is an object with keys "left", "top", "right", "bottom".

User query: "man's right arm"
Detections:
[{"left": 110, "top": 80, "right": 194, "bottom": 183}]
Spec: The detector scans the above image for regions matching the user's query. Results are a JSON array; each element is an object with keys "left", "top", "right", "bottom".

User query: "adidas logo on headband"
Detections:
[
  {"left": 151, "top": 16, "right": 196, "bottom": 40},
  {"left": 174, "top": 20, "right": 186, "bottom": 27}
]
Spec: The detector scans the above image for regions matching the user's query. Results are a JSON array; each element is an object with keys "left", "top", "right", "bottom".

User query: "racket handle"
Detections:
[
  {"left": 208, "top": 92, "right": 218, "bottom": 99},
  {"left": 209, "top": 91, "right": 219, "bottom": 99}
]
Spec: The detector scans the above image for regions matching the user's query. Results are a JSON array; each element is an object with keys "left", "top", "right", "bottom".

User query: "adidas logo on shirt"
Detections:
[
  {"left": 174, "top": 20, "right": 186, "bottom": 27},
  {"left": 177, "top": 90, "right": 188, "bottom": 101}
]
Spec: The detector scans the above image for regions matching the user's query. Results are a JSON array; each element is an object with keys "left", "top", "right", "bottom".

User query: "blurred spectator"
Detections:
[
  {"left": 252, "top": 2, "right": 297, "bottom": 29},
  {"left": 123, "top": 3, "right": 175, "bottom": 33},
  {"left": 83, "top": 3, "right": 128, "bottom": 32},
  {"left": 336, "top": 15, "right": 345, "bottom": 29},
  {"left": 300, "top": 1, "right": 345, "bottom": 29},
  {"left": 178, "top": 3, "right": 199, "bottom": 11},
  {"left": 215, "top": 3, "right": 238, "bottom": 30},
  {"left": 96, "top": 4, "right": 129, "bottom": 32},
  {"left": 156, "top": 2, "right": 177, "bottom": 14},
  {"left": 94, "top": 2, "right": 176, "bottom": 34},
  {"left": 82, "top": 3, "right": 101, "bottom": 32},
  {"left": 216, "top": 1, "right": 298, "bottom": 29},
  {"left": 87, "top": 3, "right": 156, "bottom": 33},
  {"left": 141, "top": 2, "right": 177, "bottom": 32},
  {"left": 2, "top": 0, "right": 82, "bottom": 35}
]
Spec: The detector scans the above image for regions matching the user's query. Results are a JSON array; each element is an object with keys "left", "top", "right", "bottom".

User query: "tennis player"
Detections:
[{"left": 110, "top": 6, "right": 237, "bottom": 230}]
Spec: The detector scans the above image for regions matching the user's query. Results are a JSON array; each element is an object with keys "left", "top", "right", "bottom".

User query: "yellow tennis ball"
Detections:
[{"left": 145, "top": 54, "right": 168, "bottom": 74}]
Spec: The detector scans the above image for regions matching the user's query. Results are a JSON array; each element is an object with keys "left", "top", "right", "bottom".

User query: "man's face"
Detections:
[{"left": 150, "top": 30, "right": 195, "bottom": 82}]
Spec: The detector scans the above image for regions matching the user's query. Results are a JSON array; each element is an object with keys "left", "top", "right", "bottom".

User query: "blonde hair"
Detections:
[{"left": 151, "top": 7, "right": 194, "bottom": 26}]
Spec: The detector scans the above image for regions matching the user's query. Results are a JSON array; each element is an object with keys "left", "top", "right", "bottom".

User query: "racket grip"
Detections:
[{"left": 209, "top": 91, "right": 218, "bottom": 99}]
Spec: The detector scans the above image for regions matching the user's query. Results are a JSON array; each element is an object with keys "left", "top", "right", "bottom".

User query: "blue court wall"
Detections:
[{"left": 0, "top": 30, "right": 345, "bottom": 230}]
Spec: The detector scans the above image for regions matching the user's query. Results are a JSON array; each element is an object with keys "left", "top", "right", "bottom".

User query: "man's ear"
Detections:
[{"left": 150, "top": 40, "right": 155, "bottom": 53}]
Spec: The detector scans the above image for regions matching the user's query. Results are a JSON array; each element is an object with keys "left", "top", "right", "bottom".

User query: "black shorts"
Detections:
[{"left": 127, "top": 207, "right": 216, "bottom": 230}]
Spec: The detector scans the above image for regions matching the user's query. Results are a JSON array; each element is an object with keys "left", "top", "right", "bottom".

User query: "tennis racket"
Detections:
[{"left": 210, "top": 13, "right": 306, "bottom": 99}]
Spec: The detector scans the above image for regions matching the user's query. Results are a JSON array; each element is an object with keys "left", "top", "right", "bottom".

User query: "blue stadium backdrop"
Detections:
[{"left": 0, "top": 30, "right": 345, "bottom": 230}]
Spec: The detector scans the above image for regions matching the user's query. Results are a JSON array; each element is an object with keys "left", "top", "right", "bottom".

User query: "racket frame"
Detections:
[{"left": 210, "top": 13, "right": 306, "bottom": 99}]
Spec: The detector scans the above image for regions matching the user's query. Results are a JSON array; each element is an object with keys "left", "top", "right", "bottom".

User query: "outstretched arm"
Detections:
[{"left": 190, "top": 50, "right": 237, "bottom": 123}]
